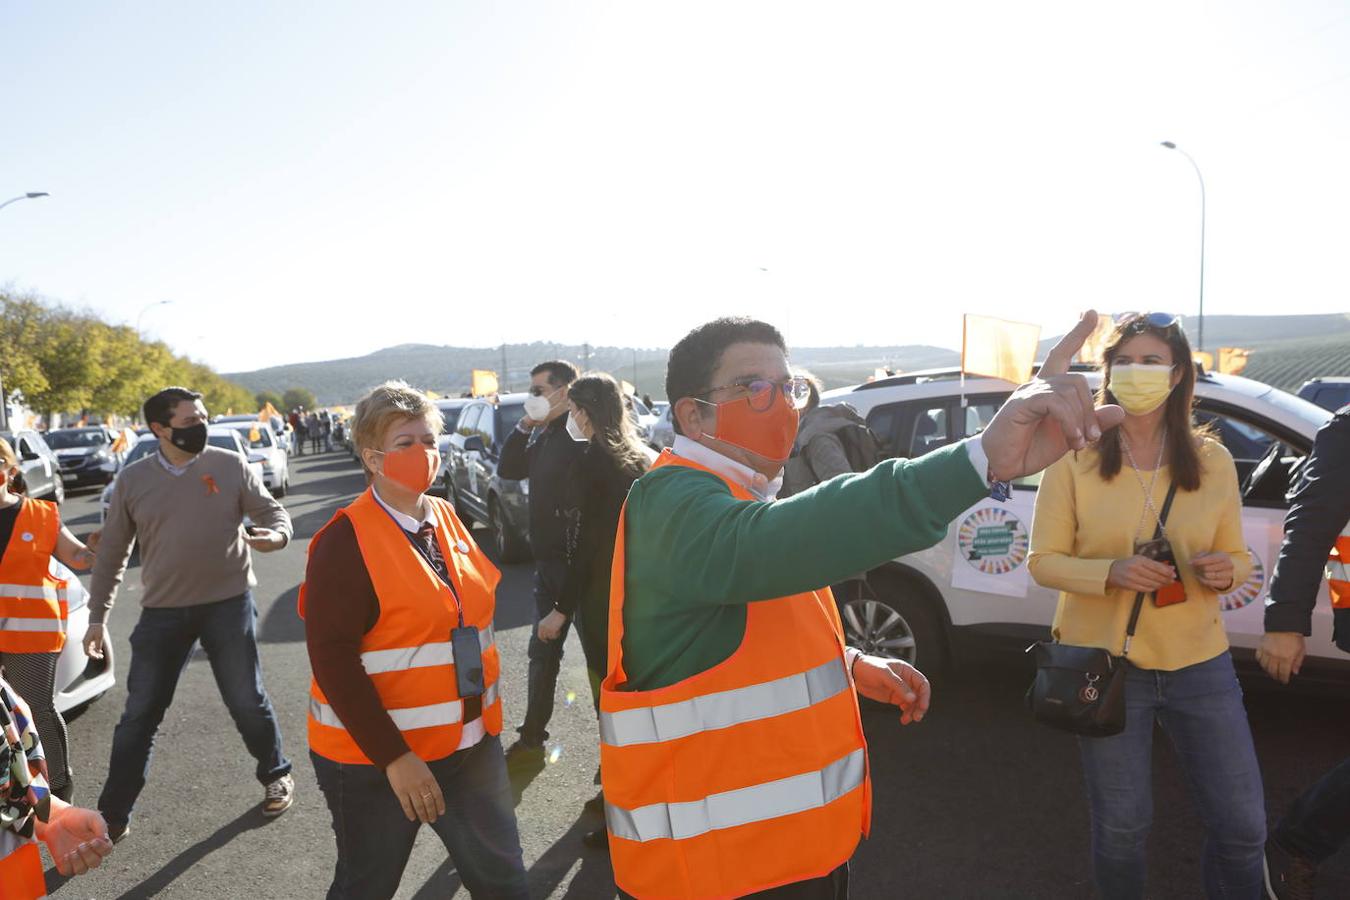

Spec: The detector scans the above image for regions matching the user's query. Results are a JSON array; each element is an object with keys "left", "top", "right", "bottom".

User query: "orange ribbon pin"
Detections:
[{"left": 202, "top": 475, "right": 220, "bottom": 495}]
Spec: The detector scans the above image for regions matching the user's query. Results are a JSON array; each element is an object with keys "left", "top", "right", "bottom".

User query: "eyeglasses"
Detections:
[
  {"left": 1117, "top": 312, "right": 1181, "bottom": 333},
  {"left": 701, "top": 376, "right": 811, "bottom": 412}
]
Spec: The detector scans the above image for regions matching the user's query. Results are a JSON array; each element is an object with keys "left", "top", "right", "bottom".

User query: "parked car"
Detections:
[
  {"left": 219, "top": 421, "right": 290, "bottom": 497},
  {"left": 1297, "top": 377, "right": 1350, "bottom": 413},
  {"left": 44, "top": 425, "right": 131, "bottom": 488},
  {"left": 629, "top": 395, "right": 659, "bottom": 443},
  {"left": 53, "top": 559, "right": 116, "bottom": 713},
  {"left": 647, "top": 404, "right": 676, "bottom": 451},
  {"left": 432, "top": 398, "right": 474, "bottom": 498},
  {"left": 101, "top": 429, "right": 265, "bottom": 522},
  {"left": 0, "top": 429, "right": 64, "bottom": 504},
  {"left": 815, "top": 365, "right": 1345, "bottom": 681},
  {"left": 214, "top": 413, "right": 292, "bottom": 454},
  {"left": 445, "top": 394, "right": 532, "bottom": 562}
]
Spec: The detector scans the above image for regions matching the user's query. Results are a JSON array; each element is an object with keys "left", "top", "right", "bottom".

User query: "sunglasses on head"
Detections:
[
  {"left": 1116, "top": 312, "right": 1181, "bottom": 333},
  {"left": 700, "top": 376, "right": 811, "bottom": 412}
]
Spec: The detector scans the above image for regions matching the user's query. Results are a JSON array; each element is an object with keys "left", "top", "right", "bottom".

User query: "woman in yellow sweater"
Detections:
[{"left": 1028, "top": 313, "right": 1264, "bottom": 900}]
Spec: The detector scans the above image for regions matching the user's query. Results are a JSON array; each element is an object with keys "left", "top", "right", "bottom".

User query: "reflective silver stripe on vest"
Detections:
[
  {"left": 599, "top": 657, "right": 849, "bottom": 748},
  {"left": 605, "top": 747, "right": 866, "bottom": 843},
  {"left": 0, "top": 617, "right": 66, "bottom": 633},
  {"left": 359, "top": 625, "right": 497, "bottom": 676},
  {"left": 310, "top": 681, "right": 500, "bottom": 732},
  {"left": 1328, "top": 560, "right": 1348, "bottom": 583},
  {"left": 0, "top": 584, "right": 69, "bottom": 602}
]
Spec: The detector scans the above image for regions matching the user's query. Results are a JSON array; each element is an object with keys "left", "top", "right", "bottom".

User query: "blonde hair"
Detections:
[
  {"left": 0, "top": 438, "right": 16, "bottom": 471},
  {"left": 352, "top": 381, "right": 441, "bottom": 476}
]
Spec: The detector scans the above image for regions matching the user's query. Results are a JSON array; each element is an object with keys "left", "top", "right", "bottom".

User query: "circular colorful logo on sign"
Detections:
[
  {"left": 958, "top": 507, "right": 1030, "bottom": 576},
  {"left": 1220, "top": 545, "right": 1266, "bottom": 612}
]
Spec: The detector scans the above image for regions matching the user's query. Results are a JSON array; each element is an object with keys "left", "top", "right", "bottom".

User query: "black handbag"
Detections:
[{"left": 1026, "top": 481, "right": 1179, "bottom": 738}]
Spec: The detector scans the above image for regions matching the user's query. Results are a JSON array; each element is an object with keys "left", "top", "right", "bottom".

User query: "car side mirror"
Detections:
[
  {"left": 464, "top": 435, "right": 486, "bottom": 455},
  {"left": 20, "top": 447, "right": 39, "bottom": 462}
]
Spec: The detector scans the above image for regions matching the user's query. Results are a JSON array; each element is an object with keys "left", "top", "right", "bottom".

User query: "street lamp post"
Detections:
[
  {"left": 0, "top": 192, "right": 49, "bottom": 430},
  {"left": 1160, "top": 142, "right": 1206, "bottom": 351},
  {"left": 136, "top": 300, "right": 174, "bottom": 335},
  {"left": 0, "top": 192, "right": 49, "bottom": 214}
]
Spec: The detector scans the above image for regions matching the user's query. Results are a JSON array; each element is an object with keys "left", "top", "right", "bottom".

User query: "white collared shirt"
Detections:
[
  {"left": 370, "top": 485, "right": 485, "bottom": 752},
  {"left": 156, "top": 449, "right": 200, "bottom": 477},
  {"left": 671, "top": 432, "right": 992, "bottom": 499}
]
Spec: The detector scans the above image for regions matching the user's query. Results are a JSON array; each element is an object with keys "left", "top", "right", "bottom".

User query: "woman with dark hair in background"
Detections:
[
  {"left": 1027, "top": 313, "right": 1263, "bottom": 899},
  {"left": 536, "top": 374, "right": 653, "bottom": 838},
  {"left": 0, "top": 437, "right": 97, "bottom": 803}
]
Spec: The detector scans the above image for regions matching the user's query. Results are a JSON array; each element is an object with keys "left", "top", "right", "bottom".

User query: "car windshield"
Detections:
[
  {"left": 441, "top": 407, "right": 463, "bottom": 433},
  {"left": 125, "top": 440, "right": 158, "bottom": 465},
  {"left": 500, "top": 403, "right": 526, "bottom": 435},
  {"left": 232, "top": 426, "right": 273, "bottom": 449},
  {"left": 45, "top": 429, "right": 107, "bottom": 449}
]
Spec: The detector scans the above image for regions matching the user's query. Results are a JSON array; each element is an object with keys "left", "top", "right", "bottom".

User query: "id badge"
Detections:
[{"left": 451, "top": 626, "right": 485, "bottom": 698}]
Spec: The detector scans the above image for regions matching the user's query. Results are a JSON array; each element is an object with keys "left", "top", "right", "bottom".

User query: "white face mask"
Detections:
[
  {"left": 523, "top": 387, "right": 559, "bottom": 421},
  {"left": 566, "top": 412, "right": 588, "bottom": 442}
]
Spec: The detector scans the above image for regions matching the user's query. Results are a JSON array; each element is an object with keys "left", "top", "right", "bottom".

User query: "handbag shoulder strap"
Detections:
[{"left": 1122, "top": 480, "right": 1180, "bottom": 656}]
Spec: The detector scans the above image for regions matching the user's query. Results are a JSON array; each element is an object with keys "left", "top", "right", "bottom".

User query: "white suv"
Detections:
[{"left": 818, "top": 365, "right": 1344, "bottom": 680}]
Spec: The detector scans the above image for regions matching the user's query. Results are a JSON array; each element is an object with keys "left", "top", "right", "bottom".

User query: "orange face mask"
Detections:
[
  {"left": 699, "top": 384, "right": 800, "bottom": 463},
  {"left": 377, "top": 445, "right": 440, "bottom": 494}
]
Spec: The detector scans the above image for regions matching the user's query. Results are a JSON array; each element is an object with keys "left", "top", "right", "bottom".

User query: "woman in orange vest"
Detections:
[
  {"left": 0, "top": 669, "right": 114, "bottom": 896},
  {"left": 0, "top": 437, "right": 96, "bottom": 803},
  {"left": 301, "top": 382, "right": 528, "bottom": 900}
]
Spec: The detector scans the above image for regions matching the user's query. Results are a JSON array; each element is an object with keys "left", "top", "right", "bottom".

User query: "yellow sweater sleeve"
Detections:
[{"left": 1027, "top": 455, "right": 1114, "bottom": 596}]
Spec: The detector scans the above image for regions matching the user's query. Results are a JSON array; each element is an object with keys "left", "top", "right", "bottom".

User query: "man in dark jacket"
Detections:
[
  {"left": 498, "top": 360, "right": 584, "bottom": 762},
  {"left": 1259, "top": 406, "right": 1350, "bottom": 899}
]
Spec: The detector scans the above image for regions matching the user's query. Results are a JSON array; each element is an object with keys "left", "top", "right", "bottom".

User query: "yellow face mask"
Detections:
[{"left": 1109, "top": 364, "right": 1176, "bottom": 416}]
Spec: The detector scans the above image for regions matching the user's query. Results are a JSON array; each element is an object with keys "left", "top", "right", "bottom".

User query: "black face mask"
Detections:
[{"left": 169, "top": 423, "right": 209, "bottom": 455}]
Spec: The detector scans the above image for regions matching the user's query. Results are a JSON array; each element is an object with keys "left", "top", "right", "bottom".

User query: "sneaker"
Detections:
[
  {"left": 582, "top": 828, "right": 610, "bottom": 851},
  {"left": 1264, "top": 837, "right": 1316, "bottom": 900},
  {"left": 106, "top": 822, "right": 130, "bottom": 844},
  {"left": 261, "top": 773, "right": 295, "bottom": 818}
]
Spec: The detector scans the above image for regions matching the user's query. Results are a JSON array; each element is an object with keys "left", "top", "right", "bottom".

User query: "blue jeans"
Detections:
[
  {"left": 311, "top": 736, "right": 528, "bottom": 899},
  {"left": 1077, "top": 651, "right": 1266, "bottom": 900},
  {"left": 98, "top": 592, "right": 291, "bottom": 826},
  {"left": 519, "top": 558, "right": 570, "bottom": 746},
  {"left": 1274, "top": 756, "right": 1350, "bottom": 862}
]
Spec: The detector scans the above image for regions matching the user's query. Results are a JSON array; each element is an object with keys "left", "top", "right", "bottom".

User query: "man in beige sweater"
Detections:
[{"left": 86, "top": 387, "right": 294, "bottom": 842}]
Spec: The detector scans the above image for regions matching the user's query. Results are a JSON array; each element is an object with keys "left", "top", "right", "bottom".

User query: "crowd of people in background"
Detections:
[{"left": 0, "top": 310, "right": 1347, "bottom": 899}]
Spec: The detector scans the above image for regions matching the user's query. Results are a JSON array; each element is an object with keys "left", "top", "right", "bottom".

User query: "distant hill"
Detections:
[{"left": 227, "top": 314, "right": 1350, "bottom": 405}]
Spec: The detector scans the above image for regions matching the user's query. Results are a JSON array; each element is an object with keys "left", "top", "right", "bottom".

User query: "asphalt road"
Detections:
[{"left": 42, "top": 451, "right": 1350, "bottom": 899}]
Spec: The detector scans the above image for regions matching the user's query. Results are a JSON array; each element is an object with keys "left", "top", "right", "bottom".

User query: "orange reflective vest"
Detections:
[
  {"left": 0, "top": 835, "right": 47, "bottom": 898},
  {"left": 0, "top": 499, "right": 69, "bottom": 654},
  {"left": 1328, "top": 525, "right": 1350, "bottom": 610},
  {"left": 303, "top": 489, "right": 503, "bottom": 765},
  {"left": 600, "top": 451, "right": 871, "bottom": 900}
]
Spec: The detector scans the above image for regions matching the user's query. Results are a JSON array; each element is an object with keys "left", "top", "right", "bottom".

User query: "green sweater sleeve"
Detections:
[{"left": 627, "top": 441, "right": 988, "bottom": 607}]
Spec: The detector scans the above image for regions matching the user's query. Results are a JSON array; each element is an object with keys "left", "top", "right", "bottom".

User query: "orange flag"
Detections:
[
  {"left": 1076, "top": 314, "right": 1115, "bottom": 366},
  {"left": 962, "top": 314, "right": 1042, "bottom": 384},
  {"left": 471, "top": 370, "right": 499, "bottom": 397},
  {"left": 1218, "top": 347, "right": 1251, "bottom": 375},
  {"left": 249, "top": 424, "right": 261, "bottom": 443},
  {"left": 1193, "top": 351, "right": 1214, "bottom": 371}
]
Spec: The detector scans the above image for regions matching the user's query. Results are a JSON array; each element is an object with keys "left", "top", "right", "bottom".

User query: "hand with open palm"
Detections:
[{"left": 981, "top": 311, "right": 1126, "bottom": 482}]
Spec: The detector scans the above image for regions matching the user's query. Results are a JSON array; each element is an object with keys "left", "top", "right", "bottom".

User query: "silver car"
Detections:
[{"left": 0, "top": 429, "right": 64, "bottom": 504}]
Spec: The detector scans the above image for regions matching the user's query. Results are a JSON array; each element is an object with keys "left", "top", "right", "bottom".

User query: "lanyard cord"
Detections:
[
  {"left": 375, "top": 499, "right": 465, "bottom": 628},
  {"left": 1121, "top": 427, "right": 1169, "bottom": 542}
]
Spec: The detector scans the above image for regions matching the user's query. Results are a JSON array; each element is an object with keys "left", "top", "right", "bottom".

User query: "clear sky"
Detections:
[{"left": 3, "top": 1, "right": 1348, "bottom": 373}]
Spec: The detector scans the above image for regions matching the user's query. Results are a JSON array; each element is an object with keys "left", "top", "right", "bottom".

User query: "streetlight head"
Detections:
[
  {"left": 25, "top": 192, "right": 49, "bottom": 199},
  {"left": 1160, "top": 141, "right": 1176, "bottom": 149}
]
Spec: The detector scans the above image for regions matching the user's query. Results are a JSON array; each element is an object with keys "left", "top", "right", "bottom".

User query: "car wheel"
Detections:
[
  {"left": 488, "top": 497, "right": 529, "bottom": 564},
  {"left": 837, "top": 570, "right": 946, "bottom": 676}
]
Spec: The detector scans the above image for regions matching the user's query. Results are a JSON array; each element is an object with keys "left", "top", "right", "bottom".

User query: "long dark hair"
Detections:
[
  {"left": 568, "top": 374, "right": 650, "bottom": 480},
  {"left": 1096, "top": 313, "right": 1205, "bottom": 491}
]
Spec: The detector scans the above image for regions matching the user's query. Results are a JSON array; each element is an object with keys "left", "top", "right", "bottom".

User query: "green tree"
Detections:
[
  {"left": 0, "top": 291, "right": 54, "bottom": 401},
  {"left": 282, "top": 387, "right": 318, "bottom": 411},
  {"left": 255, "top": 390, "right": 284, "bottom": 411},
  {"left": 27, "top": 311, "right": 106, "bottom": 417}
]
